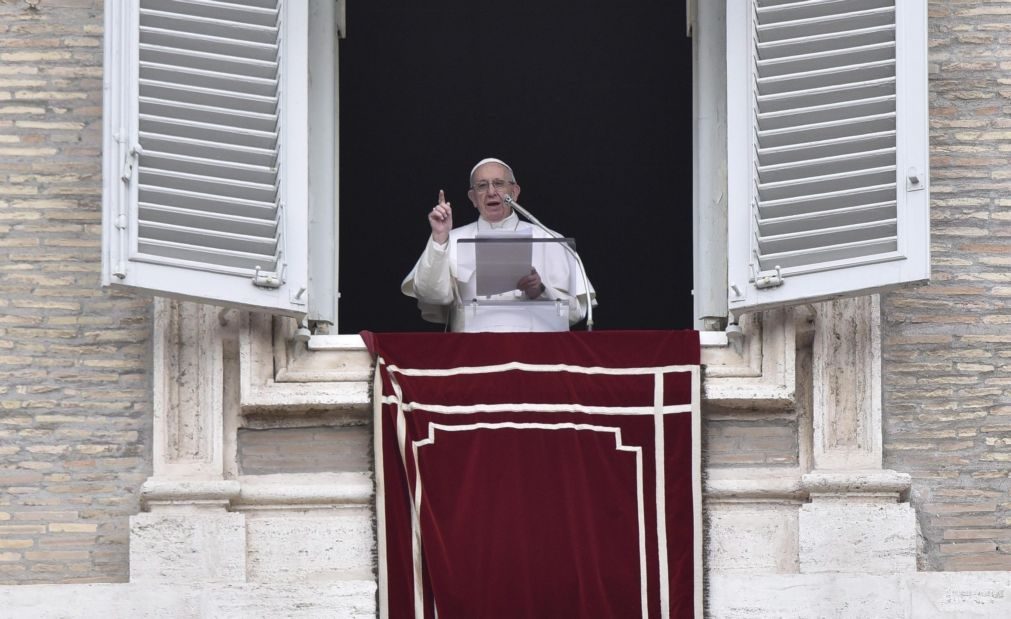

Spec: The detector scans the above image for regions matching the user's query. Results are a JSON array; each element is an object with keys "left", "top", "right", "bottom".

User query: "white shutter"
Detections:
[
  {"left": 102, "top": 0, "right": 310, "bottom": 316},
  {"left": 726, "top": 0, "right": 928, "bottom": 315}
]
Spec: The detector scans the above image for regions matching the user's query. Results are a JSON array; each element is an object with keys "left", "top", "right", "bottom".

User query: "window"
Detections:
[
  {"left": 336, "top": 0, "right": 693, "bottom": 332},
  {"left": 102, "top": 0, "right": 929, "bottom": 330}
]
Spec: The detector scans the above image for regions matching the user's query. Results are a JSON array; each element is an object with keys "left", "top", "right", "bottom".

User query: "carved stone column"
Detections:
[
  {"left": 130, "top": 299, "right": 245, "bottom": 583},
  {"left": 799, "top": 295, "right": 915, "bottom": 573}
]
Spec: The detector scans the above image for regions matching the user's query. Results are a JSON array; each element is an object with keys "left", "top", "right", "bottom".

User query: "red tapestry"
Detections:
[{"left": 364, "top": 330, "right": 701, "bottom": 619}]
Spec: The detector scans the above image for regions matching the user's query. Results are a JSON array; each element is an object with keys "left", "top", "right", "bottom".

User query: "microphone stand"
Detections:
[{"left": 504, "top": 195, "right": 594, "bottom": 331}]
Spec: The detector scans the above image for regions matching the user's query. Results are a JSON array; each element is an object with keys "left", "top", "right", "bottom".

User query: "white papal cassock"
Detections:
[{"left": 402, "top": 212, "right": 596, "bottom": 332}]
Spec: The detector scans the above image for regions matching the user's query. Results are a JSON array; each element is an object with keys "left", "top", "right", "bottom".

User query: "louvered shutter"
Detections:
[
  {"left": 102, "top": 0, "right": 310, "bottom": 316},
  {"left": 726, "top": 0, "right": 928, "bottom": 315}
]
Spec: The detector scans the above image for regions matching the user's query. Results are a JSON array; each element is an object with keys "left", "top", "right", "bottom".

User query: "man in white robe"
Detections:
[{"left": 401, "top": 158, "right": 596, "bottom": 331}]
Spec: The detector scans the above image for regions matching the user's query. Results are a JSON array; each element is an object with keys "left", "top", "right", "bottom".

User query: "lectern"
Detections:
[
  {"left": 454, "top": 236, "right": 577, "bottom": 333},
  {"left": 455, "top": 298, "right": 569, "bottom": 332}
]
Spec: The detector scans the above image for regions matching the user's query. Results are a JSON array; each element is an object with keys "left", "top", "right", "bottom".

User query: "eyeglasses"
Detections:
[{"left": 471, "top": 179, "right": 514, "bottom": 194}]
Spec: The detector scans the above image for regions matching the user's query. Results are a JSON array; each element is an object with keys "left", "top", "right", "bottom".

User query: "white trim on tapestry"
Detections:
[
  {"left": 386, "top": 362, "right": 699, "bottom": 377},
  {"left": 691, "top": 365, "right": 703, "bottom": 618},
  {"left": 381, "top": 398, "right": 694, "bottom": 416},
  {"left": 413, "top": 422, "right": 650, "bottom": 619},
  {"left": 653, "top": 369, "right": 671, "bottom": 619},
  {"left": 374, "top": 364, "right": 391, "bottom": 619}
]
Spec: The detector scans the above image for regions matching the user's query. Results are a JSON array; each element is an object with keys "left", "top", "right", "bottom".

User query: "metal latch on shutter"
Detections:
[
  {"left": 252, "top": 264, "right": 285, "bottom": 289},
  {"left": 752, "top": 264, "right": 783, "bottom": 290},
  {"left": 111, "top": 133, "right": 141, "bottom": 279},
  {"left": 252, "top": 200, "right": 288, "bottom": 289},
  {"left": 906, "top": 167, "right": 926, "bottom": 192},
  {"left": 121, "top": 143, "right": 143, "bottom": 183}
]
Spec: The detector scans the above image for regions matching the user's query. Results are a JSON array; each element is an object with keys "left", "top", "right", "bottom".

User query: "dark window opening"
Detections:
[{"left": 338, "top": 0, "right": 692, "bottom": 332}]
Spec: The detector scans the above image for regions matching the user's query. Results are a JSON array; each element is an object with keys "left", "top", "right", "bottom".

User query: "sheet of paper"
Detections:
[{"left": 473, "top": 230, "right": 533, "bottom": 297}]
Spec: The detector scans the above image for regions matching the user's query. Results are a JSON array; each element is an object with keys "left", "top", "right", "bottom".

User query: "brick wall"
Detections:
[
  {"left": 238, "top": 427, "right": 371, "bottom": 476},
  {"left": 0, "top": 0, "right": 151, "bottom": 584},
  {"left": 703, "top": 416, "right": 799, "bottom": 468},
  {"left": 882, "top": 0, "right": 1011, "bottom": 571}
]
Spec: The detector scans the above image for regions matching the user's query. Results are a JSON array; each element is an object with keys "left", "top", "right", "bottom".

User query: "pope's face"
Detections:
[{"left": 468, "top": 162, "right": 521, "bottom": 223}]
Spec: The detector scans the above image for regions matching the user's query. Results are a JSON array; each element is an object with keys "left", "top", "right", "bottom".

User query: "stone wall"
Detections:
[
  {"left": 0, "top": 0, "right": 152, "bottom": 584},
  {"left": 882, "top": 0, "right": 1011, "bottom": 571}
]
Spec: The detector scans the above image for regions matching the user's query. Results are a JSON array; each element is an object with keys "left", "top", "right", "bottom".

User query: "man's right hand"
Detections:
[{"left": 429, "top": 189, "right": 453, "bottom": 245}]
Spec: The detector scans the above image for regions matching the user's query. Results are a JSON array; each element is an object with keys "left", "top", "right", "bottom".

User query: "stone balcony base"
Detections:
[
  {"left": 0, "top": 582, "right": 376, "bottom": 618},
  {"left": 709, "top": 572, "right": 1011, "bottom": 618}
]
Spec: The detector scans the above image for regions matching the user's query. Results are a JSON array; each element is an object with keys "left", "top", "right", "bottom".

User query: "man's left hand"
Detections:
[{"left": 517, "top": 268, "right": 545, "bottom": 299}]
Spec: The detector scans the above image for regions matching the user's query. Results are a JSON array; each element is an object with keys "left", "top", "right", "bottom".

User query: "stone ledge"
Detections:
[
  {"left": 139, "top": 474, "right": 374, "bottom": 511},
  {"left": 705, "top": 475, "right": 807, "bottom": 502},
  {"left": 307, "top": 334, "right": 369, "bottom": 352},
  {"left": 234, "top": 473, "right": 373, "bottom": 509},
  {"left": 239, "top": 379, "right": 372, "bottom": 416},
  {"left": 0, "top": 581, "right": 377, "bottom": 619},
  {"left": 709, "top": 572, "right": 1011, "bottom": 618},
  {"left": 802, "top": 469, "right": 912, "bottom": 501},
  {"left": 141, "top": 479, "right": 241, "bottom": 509}
]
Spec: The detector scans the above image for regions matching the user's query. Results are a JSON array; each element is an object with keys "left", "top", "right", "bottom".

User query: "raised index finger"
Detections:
[{"left": 438, "top": 189, "right": 447, "bottom": 206}]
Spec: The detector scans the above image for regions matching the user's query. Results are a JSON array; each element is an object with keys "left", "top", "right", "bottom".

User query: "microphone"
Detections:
[{"left": 503, "top": 195, "right": 595, "bottom": 331}]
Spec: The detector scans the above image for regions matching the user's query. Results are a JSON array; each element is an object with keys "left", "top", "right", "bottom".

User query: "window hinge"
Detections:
[{"left": 754, "top": 265, "right": 784, "bottom": 290}]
